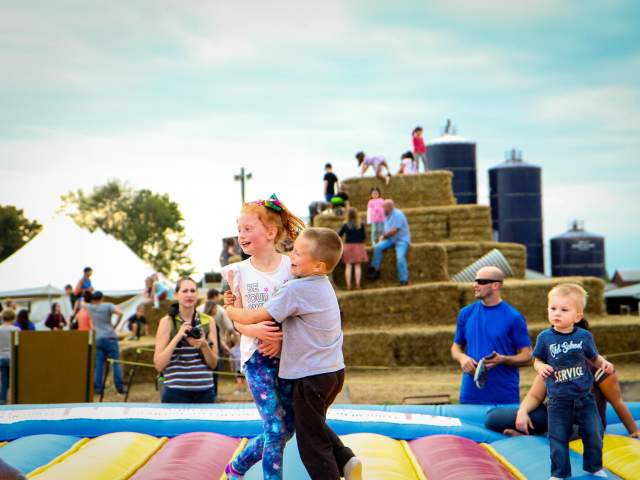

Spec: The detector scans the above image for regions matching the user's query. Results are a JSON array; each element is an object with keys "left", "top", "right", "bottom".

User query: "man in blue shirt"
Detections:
[
  {"left": 368, "top": 199, "right": 411, "bottom": 285},
  {"left": 450, "top": 266, "right": 532, "bottom": 404}
]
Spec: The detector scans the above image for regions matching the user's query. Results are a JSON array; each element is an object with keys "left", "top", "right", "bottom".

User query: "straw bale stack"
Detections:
[
  {"left": 343, "top": 316, "right": 640, "bottom": 367},
  {"left": 143, "top": 300, "right": 172, "bottom": 334},
  {"left": 332, "top": 243, "right": 448, "bottom": 289},
  {"left": 120, "top": 342, "right": 157, "bottom": 382},
  {"left": 343, "top": 331, "right": 396, "bottom": 366},
  {"left": 444, "top": 242, "right": 526, "bottom": 279},
  {"left": 341, "top": 171, "right": 455, "bottom": 211},
  {"left": 337, "top": 282, "right": 460, "bottom": 329},
  {"left": 314, "top": 205, "right": 492, "bottom": 245},
  {"left": 458, "top": 276, "right": 606, "bottom": 323}
]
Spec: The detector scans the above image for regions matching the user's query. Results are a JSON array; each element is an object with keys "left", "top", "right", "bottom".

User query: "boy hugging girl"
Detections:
[
  {"left": 533, "top": 283, "right": 614, "bottom": 480},
  {"left": 225, "top": 227, "right": 362, "bottom": 480}
]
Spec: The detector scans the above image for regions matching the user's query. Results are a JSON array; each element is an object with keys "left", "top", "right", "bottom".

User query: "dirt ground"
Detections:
[{"left": 96, "top": 363, "right": 640, "bottom": 405}]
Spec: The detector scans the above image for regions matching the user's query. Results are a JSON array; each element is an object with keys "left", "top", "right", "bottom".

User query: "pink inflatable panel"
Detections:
[
  {"left": 409, "top": 434, "right": 514, "bottom": 480},
  {"left": 130, "top": 432, "right": 240, "bottom": 480}
]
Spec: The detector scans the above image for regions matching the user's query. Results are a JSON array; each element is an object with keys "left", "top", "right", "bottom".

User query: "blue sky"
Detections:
[{"left": 1, "top": 0, "right": 638, "bottom": 275}]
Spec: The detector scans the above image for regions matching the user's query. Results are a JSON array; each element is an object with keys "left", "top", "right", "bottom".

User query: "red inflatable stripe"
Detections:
[
  {"left": 409, "top": 434, "right": 514, "bottom": 480},
  {"left": 130, "top": 432, "right": 240, "bottom": 480}
]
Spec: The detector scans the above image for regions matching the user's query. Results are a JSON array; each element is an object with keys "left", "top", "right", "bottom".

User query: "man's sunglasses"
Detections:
[{"left": 474, "top": 278, "right": 503, "bottom": 285}]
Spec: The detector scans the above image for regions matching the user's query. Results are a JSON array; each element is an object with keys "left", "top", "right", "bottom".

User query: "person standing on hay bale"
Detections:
[
  {"left": 368, "top": 199, "right": 411, "bottom": 286},
  {"left": 338, "top": 207, "right": 368, "bottom": 290},
  {"left": 356, "top": 151, "right": 392, "bottom": 185},
  {"left": 367, "top": 187, "right": 385, "bottom": 245},
  {"left": 412, "top": 126, "right": 427, "bottom": 172},
  {"left": 450, "top": 266, "right": 532, "bottom": 404}
]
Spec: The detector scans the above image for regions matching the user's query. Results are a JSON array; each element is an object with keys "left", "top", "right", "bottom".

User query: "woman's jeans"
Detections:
[
  {"left": 162, "top": 387, "right": 215, "bottom": 403},
  {"left": 0, "top": 358, "right": 10, "bottom": 403},
  {"left": 485, "top": 404, "right": 549, "bottom": 434},
  {"left": 95, "top": 337, "right": 124, "bottom": 393},
  {"left": 548, "top": 393, "right": 603, "bottom": 478}
]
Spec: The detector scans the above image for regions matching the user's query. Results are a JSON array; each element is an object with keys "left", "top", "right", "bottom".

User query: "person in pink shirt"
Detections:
[
  {"left": 413, "top": 126, "right": 427, "bottom": 172},
  {"left": 367, "top": 187, "right": 385, "bottom": 245}
]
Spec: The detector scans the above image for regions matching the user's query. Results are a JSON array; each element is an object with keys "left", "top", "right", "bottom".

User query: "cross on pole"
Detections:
[{"left": 234, "top": 167, "right": 253, "bottom": 205}]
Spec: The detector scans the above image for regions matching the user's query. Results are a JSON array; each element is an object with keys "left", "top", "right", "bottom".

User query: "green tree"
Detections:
[
  {"left": 59, "top": 180, "right": 193, "bottom": 276},
  {"left": 0, "top": 205, "right": 43, "bottom": 261}
]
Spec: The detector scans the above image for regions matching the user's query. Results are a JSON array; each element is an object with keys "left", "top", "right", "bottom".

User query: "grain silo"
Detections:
[
  {"left": 426, "top": 119, "right": 477, "bottom": 204},
  {"left": 489, "top": 149, "right": 544, "bottom": 273},
  {"left": 551, "top": 220, "right": 606, "bottom": 278}
]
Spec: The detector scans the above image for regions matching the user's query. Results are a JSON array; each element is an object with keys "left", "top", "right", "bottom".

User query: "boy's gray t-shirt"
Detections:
[
  {"left": 86, "top": 303, "right": 117, "bottom": 339},
  {"left": 264, "top": 275, "right": 344, "bottom": 380}
]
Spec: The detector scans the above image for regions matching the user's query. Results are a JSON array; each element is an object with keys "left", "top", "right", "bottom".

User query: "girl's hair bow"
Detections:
[{"left": 255, "top": 193, "right": 283, "bottom": 212}]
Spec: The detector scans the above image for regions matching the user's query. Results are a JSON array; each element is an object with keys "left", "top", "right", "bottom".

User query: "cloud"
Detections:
[
  {"left": 428, "top": 0, "right": 572, "bottom": 20},
  {"left": 532, "top": 86, "right": 640, "bottom": 129}
]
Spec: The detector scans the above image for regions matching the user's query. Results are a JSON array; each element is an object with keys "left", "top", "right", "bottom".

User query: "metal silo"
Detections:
[
  {"left": 426, "top": 119, "right": 477, "bottom": 204},
  {"left": 551, "top": 221, "right": 606, "bottom": 278},
  {"left": 489, "top": 149, "right": 544, "bottom": 273}
]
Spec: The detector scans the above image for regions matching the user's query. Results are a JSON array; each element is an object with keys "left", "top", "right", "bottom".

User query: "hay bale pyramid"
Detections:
[{"left": 314, "top": 171, "right": 637, "bottom": 367}]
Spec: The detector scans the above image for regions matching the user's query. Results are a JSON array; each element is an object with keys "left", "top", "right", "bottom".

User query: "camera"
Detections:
[{"left": 186, "top": 315, "right": 203, "bottom": 340}]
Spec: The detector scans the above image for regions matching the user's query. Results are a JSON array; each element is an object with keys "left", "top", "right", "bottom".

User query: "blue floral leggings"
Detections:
[{"left": 232, "top": 351, "right": 295, "bottom": 479}]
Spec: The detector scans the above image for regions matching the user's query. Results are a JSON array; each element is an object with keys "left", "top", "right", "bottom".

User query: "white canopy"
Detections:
[{"left": 0, "top": 216, "right": 154, "bottom": 298}]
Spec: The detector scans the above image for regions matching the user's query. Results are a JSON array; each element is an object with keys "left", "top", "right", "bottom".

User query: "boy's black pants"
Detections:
[{"left": 292, "top": 369, "right": 354, "bottom": 480}]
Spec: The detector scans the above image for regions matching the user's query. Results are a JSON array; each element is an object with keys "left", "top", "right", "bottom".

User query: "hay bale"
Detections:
[
  {"left": 458, "top": 276, "right": 606, "bottom": 323},
  {"left": 480, "top": 242, "right": 527, "bottom": 279},
  {"left": 341, "top": 171, "right": 455, "bottom": 211},
  {"left": 332, "top": 243, "right": 448, "bottom": 289},
  {"left": 120, "top": 340, "right": 158, "bottom": 382},
  {"left": 143, "top": 300, "right": 173, "bottom": 334},
  {"left": 338, "top": 282, "right": 461, "bottom": 329},
  {"left": 343, "top": 331, "right": 395, "bottom": 366},
  {"left": 315, "top": 204, "right": 492, "bottom": 245},
  {"left": 391, "top": 328, "right": 456, "bottom": 367},
  {"left": 444, "top": 241, "right": 526, "bottom": 279}
]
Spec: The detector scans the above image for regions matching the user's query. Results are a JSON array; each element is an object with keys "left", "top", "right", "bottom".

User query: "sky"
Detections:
[{"left": 1, "top": 0, "right": 639, "bottom": 276}]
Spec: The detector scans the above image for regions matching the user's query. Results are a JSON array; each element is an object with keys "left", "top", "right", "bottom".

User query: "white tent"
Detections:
[{"left": 0, "top": 216, "right": 155, "bottom": 325}]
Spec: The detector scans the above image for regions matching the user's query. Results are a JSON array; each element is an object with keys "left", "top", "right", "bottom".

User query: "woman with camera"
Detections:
[{"left": 154, "top": 277, "right": 218, "bottom": 403}]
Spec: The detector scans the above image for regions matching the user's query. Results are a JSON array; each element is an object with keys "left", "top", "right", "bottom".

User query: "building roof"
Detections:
[
  {"left": 604, "top": 283, "right": 640, "bottom": 299},
  {"left": 613, "top": 269, "right": 640, "bottom": 283},
  {"left": 0, "top": 216, "right": 154, "bottom": 297}
]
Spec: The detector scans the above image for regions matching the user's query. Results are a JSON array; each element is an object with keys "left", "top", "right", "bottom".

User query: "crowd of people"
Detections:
[
  {"left": 1, "top": 140, "right": 638, "bottom": 479},
  {"left": 451, "top": 268, "right": 639, "bottom": 479}
]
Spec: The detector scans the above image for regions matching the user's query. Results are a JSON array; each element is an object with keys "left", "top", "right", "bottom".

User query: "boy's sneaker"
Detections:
[
  {"left": 224, "top": 463, "right": 244, "bottom": 480},
  {"left": 592, "top": 470, "right": 608, "bottom": 478},
  {"left": 344, "top": 456, "right": 363, "bottom": 480},
  {"left": 474, "top": 357, "right": 488, "bottom": 389}
]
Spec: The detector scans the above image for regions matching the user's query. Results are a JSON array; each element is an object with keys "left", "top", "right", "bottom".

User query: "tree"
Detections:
[
  {"left": 0, "top": 205, "right": 43, "bottom": 261},
  {"left": 59, "top": 180, "right": 193, "bottom": 276}
]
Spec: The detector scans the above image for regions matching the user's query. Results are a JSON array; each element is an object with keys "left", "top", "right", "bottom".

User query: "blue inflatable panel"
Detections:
[
  {"left": 490, "top": 435, "right": 620, "bottom": 480},
  {"left": 0, "top": 434, "right": 81, "bottom": 474},
  {"left": 244, "top": 434, "right": 310, "bottom": 480},
  {"left": 0, "top": 403, "right": 504, "bottom": 443},
  {"left": 605, "top": 422, "right": 630, "bottom": 436},
  {"left": 605, "top": 402, "right": 640, "bottom": 425}
]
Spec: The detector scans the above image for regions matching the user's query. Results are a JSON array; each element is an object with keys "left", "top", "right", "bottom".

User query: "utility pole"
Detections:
[{"left": 234, "top": 167, "right": 252, "bottom": 205}]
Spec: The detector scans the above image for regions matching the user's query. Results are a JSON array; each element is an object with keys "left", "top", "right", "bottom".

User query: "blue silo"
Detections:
[
  {"left": 426, "top": 120, "right": 477, "bottom": 204},
  {"left": 551, "top": 221, "right": 606, "bottom": 278},
  {"left": 489, "top": 150, "right": 544, "bottom": 273}
]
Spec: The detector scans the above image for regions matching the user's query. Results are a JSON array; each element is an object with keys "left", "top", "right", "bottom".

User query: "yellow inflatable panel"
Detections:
[
  {"left": 27, "top": 439, "right": 89, "bottom": 479},
  {"left": 29, "top": 432, "right": 166, "bottom": 480},
  {"left": 0, "top": 442, "right": 6, "bottom": 447},
  {"left": 570, "top": 434, "right": 640, "bottom": 480},
  {"left": 340, "top": 433, "right": 422, "bottom": 480}
]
